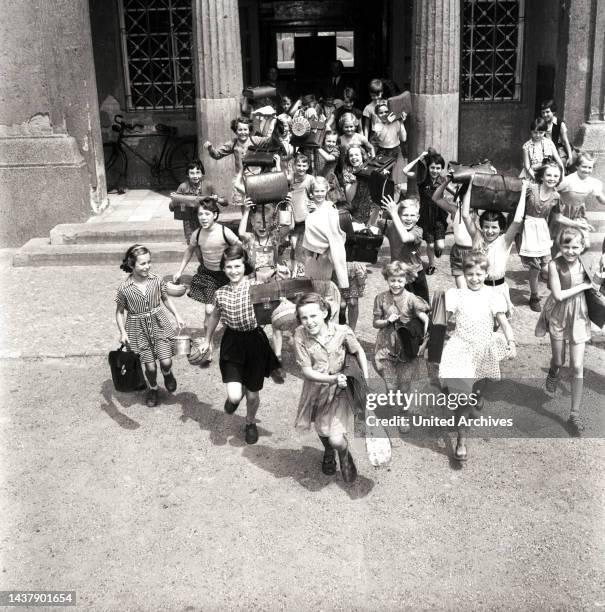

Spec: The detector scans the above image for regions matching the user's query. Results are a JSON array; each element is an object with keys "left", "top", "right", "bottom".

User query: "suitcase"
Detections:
[
  {"left": 250, "top": 278, "right": 313, "bottom": 325},
  {"left": 108, "top": 345, "right": 146, "bottom": 392},
  {"left": 244, "top": 172, "right": 289, "bottom": 204}
]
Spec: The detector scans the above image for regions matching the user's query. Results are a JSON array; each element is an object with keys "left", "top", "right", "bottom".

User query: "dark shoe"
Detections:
[
  {"left": 545, "top": 368, "right": 559, "bottom": 394},
  {"left": 224, "top": 399, "right": 239, "bottom": 414},
  {"left": 529, "top": 296, "right": 542, "bottom": 312},
  {"left": 321, "top": 449, "right": 337, "bottom": 475},
  {"left": 245, "top": 423, "right": 259, "bottom": 444},
  {"left": 338, "top": 447, "right": 358, "bottom": 483},
  {"left": 426, "top": 266, "right": 436, "bottom": 276},
  {"left": 163, "top": 371, "right": 177, "bottom": 393},
  {"left": 145, "top": 388, "right": 158, "bottom": 407}
]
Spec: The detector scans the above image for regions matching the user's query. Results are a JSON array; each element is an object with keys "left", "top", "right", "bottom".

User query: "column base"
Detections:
[
  {"left": 0, "top": 135, "right": 91, "bottom": 247},
  {"left": 575, "top": 121, "right": 605, "bottom": 182},
  {"left": 197, "top": 97, "right": 242, "bottom": 203}
]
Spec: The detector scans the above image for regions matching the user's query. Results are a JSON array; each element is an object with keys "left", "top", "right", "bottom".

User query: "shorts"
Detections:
[
  {"left": 219, "top": 327, "right": 279, "bottom": 392},
  {"left": 450, "top": 244, "right": 473, "bottom": 276},
  {"left": 339, "top": 262, "right": 367, "bottom": 300},
  {"left": 418, "top": 220, "right": 447, "bottom": 244},
  {"left": 521, "top": 254, "right": 551, "bottom": 271}
]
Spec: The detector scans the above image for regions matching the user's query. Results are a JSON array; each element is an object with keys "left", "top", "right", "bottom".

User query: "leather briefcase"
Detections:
[
  {"left": 242, "top": 149, "right": 276, "bottom": 168},
  {"left": 468, "top": 173, "right": 523, "bottom": 213},
  {"left": 244, "top": 172, "right": 289, "bottom": 204},
  {"left": 250, "top": 278, "right": 313, "bottom": 325},
  {"left": 242, "top": 85, "right": 277, "bottom": 99},
  {"left": 357, "top": 153, "right": 397, "bottom": 179},
  {"left": 346, "top": 229, "right": 384, "bottom": 264},
  {"left": 108, "top": 344, "right": 146, "bottom": 392},
  {"left": 368, "top": 170, "right": 395, "bottom": 205},
  {"left": 448, "top": 160, "right": 496, "bottom": 184},
  {"left": 585, "top": 287, "right": 605, "bottom": 328}
]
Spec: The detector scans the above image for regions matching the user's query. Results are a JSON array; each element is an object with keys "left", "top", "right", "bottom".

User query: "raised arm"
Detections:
[
  {"left": 381, "top": 195, "right": 415, "bottom": 242},
  {"left": 461, "top": 176, "right": 480, "bottom": 241},
  {"left": 559, "top": 122, "right": 574, "bottom": 167},
  {"left": 431, "top": 177, "right": 457, "bottom": 215},
  {"left": 503, "top": 179, "right": 528, "bottom": 247},
  {"left": 403, "top": 151, "right": 427, "bottom": 178}
]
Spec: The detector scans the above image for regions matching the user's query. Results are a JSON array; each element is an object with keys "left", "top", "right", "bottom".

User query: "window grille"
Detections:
[
  {"left": 461, "top": 0, "right": 525, "bottom": 101},
  {"left": 118, "top": 0, "right": 195, "bottom": 110}
]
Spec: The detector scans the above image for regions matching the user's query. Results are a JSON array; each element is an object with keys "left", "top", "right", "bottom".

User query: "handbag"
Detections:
[
  {"left": 244, "top": 172, "right": 289, "bottom": 204},
  {"left": 250, "top": 278, "right": 313, "bottom": 325},
  {"left": 346, "top": 228, "right": 384, "bottom": 264},
  {"left": 585, "top": 288, "right": 605, "bottom": 328},
  {"left": 357, "top": 153, "right": 397, "bottom": 179},
  {"left": 108, "top": 344, "right": 146, "bottom": 392},
  {"left": 242, "top": 85, "right": 277, "bottom": 99},
  {"left": 469, "top": 173, "right": 523, "bottom": 213}
]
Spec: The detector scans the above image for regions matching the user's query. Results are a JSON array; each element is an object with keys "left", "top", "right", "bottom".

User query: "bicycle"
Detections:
[{"left": 102, "top": 114, "right": 199, "bottom": 193}]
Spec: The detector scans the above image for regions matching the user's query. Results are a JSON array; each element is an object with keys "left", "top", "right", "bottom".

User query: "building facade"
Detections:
[{"left": 0, "top": 0, "right": 603, "bottom": 246}]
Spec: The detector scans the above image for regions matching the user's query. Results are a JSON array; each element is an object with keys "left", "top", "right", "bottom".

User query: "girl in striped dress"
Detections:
[{"left": 116, "top": 245, "right": 185, "bottom": 407}]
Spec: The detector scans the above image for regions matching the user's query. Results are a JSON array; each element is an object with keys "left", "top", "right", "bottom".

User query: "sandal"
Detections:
[
  {"left": 545, "top": 368, "right": 559, "bottom": 394},
  {"left": 426, "top": 266, "right": 436, "bottom": 276}
]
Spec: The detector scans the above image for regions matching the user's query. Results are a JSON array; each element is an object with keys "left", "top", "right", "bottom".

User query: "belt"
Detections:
[
  {"left": 130, "top": 306, "right": 161, "bottom": 318},
  {"left": 484, "top": 278, "right": 505, "bottom": 286}
]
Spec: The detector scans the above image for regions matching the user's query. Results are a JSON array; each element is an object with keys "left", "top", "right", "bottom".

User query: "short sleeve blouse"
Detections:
[{"left": 445, "top": 287, "right": 506, "bottom": 316}]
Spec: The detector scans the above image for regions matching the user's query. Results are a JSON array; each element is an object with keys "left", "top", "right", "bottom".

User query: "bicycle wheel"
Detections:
[
  {"left": 168, "top": 136, "right": 199, "bottom": 184},
  {"left": 103, "top": 142, "right": 127, "bottom": 194}
]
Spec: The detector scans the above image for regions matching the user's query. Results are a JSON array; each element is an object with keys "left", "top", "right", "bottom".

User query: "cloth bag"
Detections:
[{"left": 108, "top": 345, "right": 146, "bottom": 392}]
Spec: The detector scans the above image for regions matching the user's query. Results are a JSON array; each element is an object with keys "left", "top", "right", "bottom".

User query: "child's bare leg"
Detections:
[
  {"left": 329, "top": 433, "right": 357, "bottom": 482},
  {"left": 427, "top": 243, "right": 436, "bottom": 270},
  {"left": 144, "top": 362, "right": 158, "bottom": 388},
  {"left": 528, "top": 267, "right": 541, "bottom": 308},
  {"left": 569, "top": 342, "right": 586, "bottom": 428},
  {"left": 225, "top": 381, "right": 244, "bottom": 411},
  {"left": 347, "top": 297, "right": 359, "bottom": 331},
  {"left": 245, "top": 388, "right": 260, "bottom": 424},
  {"left": 272, "top": 327, "right": 283, "bottom": 359},
  {"left": 159, "top": 357, "right": 177, "bottom": 392},
  {"left": 455, "top": 403, "right": 471, "bottom": 460},
  {"left": 435, "top": 238, "right": 445, "bottom": 259},
  {"left": 289, "top": 235, "right": 298, "bottom": 272}
]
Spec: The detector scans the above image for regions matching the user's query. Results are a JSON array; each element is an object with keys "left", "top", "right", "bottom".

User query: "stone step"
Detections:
[
  {"left": 13, "top": 231, "right": 605, "bottom": 267},
  {"left": 50, "top": 214, "right": 243, "bottom": 245},
  {"left": 585, "top": 210, "right": 605, "bottom": 231}
]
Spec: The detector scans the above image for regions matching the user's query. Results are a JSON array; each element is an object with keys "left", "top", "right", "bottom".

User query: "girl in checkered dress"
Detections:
[
  {"left": 116, "top": 245, "right": 185, "bottom": 407},
  {"left": 198, "top": 245, "right": 281, "bottom": 445}
]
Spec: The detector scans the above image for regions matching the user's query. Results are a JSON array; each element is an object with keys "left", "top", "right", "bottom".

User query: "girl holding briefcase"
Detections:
[{"left": 116, "top": 245, "right": 185, "bottom": 408}]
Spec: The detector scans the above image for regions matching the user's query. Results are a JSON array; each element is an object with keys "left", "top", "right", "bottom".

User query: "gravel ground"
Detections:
[{"left": 0, "top": 250, "right": 604, "bottom": 611}]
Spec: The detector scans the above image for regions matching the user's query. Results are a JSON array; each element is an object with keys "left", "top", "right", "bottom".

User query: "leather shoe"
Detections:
[
  {"left": 163, "top": 371, "right": 177, "bottom": 393},
  {"left": 321, "top": 449, "right": 337, "bottom": 475},
  {"left": 224, "top": 399, "right": 239, "bottom": 414},
  {"left": 245, "top": 423, "right": 259, "bottom": 444},
  {"left": 145, "top": 388, "right": 158, "bottom": 407},
  {"left": 338, "top": 447, "right": 357, "bottom": 483}
]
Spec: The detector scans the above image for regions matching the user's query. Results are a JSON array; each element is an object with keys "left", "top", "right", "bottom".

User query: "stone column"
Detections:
[
  {"left": 193, "top": 0, "right": 244, "bottom": 200},
  {"left": 0, "top": 0, "right": 107, "bottom": 247},
  {"left": 409, "top": 0, "right": 460, "bottom": 169},
  {"left": 559, "top": 0, "right": 605, "bottom": 180}
]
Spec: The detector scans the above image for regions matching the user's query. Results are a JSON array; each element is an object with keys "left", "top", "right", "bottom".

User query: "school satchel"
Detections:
[
  {"left": 368, "top": 170, "right": 395, "bottom": 205},
  {"left": 108, "top": 344, "right": 146, "bottom": 392},
  {"left": 469, "top": 173, "right": 523, "bottom": 213},
  {"left": 169, "top": 193, "right": 203, "bottom": 220},
  {"left": 244, "top": 171, "right": 289, "bottom": 204},
  {"left": 448, "top": 160, "right": 496, "bottom": 184},
  {"left": 585, "top": 288, "right": 605, "bottom": 328},
  {"left": 346, "top": 228, "right": 384, "bottom": 264},
  {"left": 242, "top": 148, "right": 276, "bottom": 168},
  {"left": 387, "top": 91, "right": 412, "bottom": 117},
  {"left": 290, "top": 119, "right": 327, "bottom": 148},
  {"left": 249, "top": 278, "right": 313, "bottom": 325},
  {"left": 242, "top": 85, "right": 277, "bottom": 99},
  {"left": 357, "top": 153, "right": 397, "bottom": 179}
]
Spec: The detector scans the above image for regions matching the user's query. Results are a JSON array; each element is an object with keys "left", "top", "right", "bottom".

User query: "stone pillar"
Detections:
[
  {"left": 409, "top": 0, "right": 460, "bottom": 169},
  {"left": 193, "top": 0, "right": 244, "bottom": 201},
  {"left": 0, "top": 0, "right": 107, "bottom": 247},
  {"left": 559, "top": 0, "right": 605, "bottom": 181}
]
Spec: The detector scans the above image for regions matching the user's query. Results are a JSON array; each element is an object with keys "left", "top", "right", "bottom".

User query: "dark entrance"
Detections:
[{"left": 239, "top": 0, "right": 392, "bottom": 104}]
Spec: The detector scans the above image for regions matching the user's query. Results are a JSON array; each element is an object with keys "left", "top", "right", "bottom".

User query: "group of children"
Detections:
[{"left": 115, "top": 86, "right": 605, "bottom": 479}]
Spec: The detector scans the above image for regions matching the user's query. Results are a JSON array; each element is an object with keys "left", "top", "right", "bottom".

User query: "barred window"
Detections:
[
  {"left": 118, "top": 0, "right": 195, "bottom": 110},
  {"left": 461, "top": 0, "right": 525, "bottom": 101}
]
